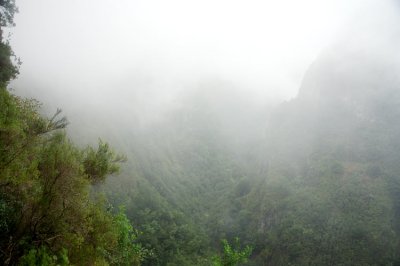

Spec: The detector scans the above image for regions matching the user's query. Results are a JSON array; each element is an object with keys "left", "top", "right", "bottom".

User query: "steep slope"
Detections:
[
  {"left": 240, "top": 40, "right": 400, "bottom": 265},
  {"left": 97, "top": 83, "right": 268, "bottom": 265}
]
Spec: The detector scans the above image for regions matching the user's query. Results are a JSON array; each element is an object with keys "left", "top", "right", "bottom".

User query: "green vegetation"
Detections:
[
  {"left": 0, "top": 3, "right": 149, "bottom": 264},
  {"left": 212, "top": 238, "right": 252, "bottom": 266},
  {"left": 0, "top": 84, "right": 151, "bottom": 264},
  {"left": 3, "top": 1, "right": 400, "bottom": 266}
]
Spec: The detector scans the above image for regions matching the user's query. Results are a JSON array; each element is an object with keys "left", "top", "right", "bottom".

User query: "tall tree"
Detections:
[{"left": 0, "top": 0, "right": 17, "bottom": 42}]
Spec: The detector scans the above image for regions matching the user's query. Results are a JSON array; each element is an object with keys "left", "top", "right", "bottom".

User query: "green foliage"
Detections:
[
  {"left": 0, "top": 5, "right": 151, "bottom": 265},
  {"left": 19, "top": 246, "right": 69, "bottom": 266},
  {"left": 0, "top": 88, "right": 139, "bottom": 264},
  {"left": 98, "top": 63, "right": 400, "bottom": 265},
  {"left": 0, "top": 42, "right": 19, "bottom": 86},
  {"left": 4, "top": 1, "right": 400, "bottom": 265},
  {"left": 0, "top": 0, "right": 18, "bottom": 28},
  {"left": 101, "top": 106, "right": 246, "bottom": 265},
  {"left": 0, "top": 0, "right": 19, "bottom": 84},
  {"left": 212, "top": 238, "right": 252, "bottom": 266},
  {"left": 83, "top": 140, "right": 126, "bottom": 184},
  {"left": 111, "top": 207, "right": 151, "bottom": 265}
]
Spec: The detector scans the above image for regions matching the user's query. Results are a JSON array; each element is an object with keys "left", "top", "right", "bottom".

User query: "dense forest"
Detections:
[{"left": 3, "top": 1, "right": 400, "bottom": 265}]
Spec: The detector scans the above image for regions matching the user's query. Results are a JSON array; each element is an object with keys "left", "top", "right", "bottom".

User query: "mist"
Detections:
[
  {"left": 9, "top": 0, "right": 389, "bottom": 129},
  {"left": 3, "top": 0, "right": 400, "bottom": 264}
]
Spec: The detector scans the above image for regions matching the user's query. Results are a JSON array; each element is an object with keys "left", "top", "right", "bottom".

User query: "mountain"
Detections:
[{"left": 239, "top": 40, "right": 400, "bottom": 265}]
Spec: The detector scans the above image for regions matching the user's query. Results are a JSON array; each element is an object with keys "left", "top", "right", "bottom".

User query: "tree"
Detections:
[
  {"left": 212, "top": 238, "right": 252, "bottom": 266},
  {"left": 111, "top": 208, "right": 152, "bottom": 266},
  {"left": 83, "top": 140, "right": 126, "bottom": 184},
  {"left": 0, "top": 93, "right": 145, "bottom": 264},
  {"left": 0, "top": 0, "right": 19, "bottom": 86},
  {"left": 0, "top": 0, "right": 18, "bottom": 41}
]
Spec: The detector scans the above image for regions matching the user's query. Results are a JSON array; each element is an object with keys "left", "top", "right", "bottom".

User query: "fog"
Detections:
[
  {"left": 4, "top": 1, "right": 400, "bottom": 264},
  {"left": 8, "top": 0, "right": 391, "bottom": 129},
  {"left": 4, "top": 0, "right": 400, "bottom": 158}
]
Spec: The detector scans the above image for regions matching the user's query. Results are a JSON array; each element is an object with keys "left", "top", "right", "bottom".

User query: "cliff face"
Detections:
[
  {"left": 243, "top": 17, "right": 400, "bottom": 264},
  {"left": 298, "top": 45, "right": 400, "bottom": 108},
  {"left": 244, "top": 39, "right": 400, "bottom": 265},
  {"left": 267, "top": 33, "right": 400, "bottom": 173}
]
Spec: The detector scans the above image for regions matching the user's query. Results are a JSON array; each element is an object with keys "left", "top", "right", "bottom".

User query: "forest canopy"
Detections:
[{"left": 3, "top": 1, "right": 400, "bottom": 266}]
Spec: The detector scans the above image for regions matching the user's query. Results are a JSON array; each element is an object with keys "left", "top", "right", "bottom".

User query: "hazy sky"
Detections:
[{"left": 8, "top": 0, "right": 392, "bottom": 116}]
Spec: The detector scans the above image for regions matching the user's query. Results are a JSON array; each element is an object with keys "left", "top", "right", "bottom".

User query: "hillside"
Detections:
[
  {"left": 94, "top": 41, "right": 400, "bottom": 265},
  {"left": 3, "top": 1, "right": 400, "bottom": 265}
]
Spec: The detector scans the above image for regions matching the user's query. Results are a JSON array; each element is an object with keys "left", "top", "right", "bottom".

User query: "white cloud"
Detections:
[{"left": 9, "top": 0, "right": 390, "bottom": 112}]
